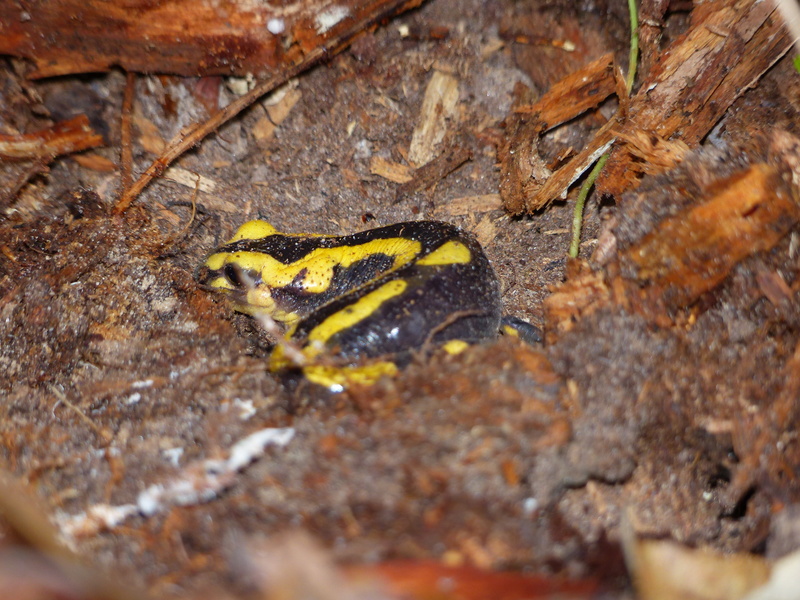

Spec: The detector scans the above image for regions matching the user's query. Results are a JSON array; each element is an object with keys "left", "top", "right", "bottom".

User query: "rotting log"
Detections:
[{"left": 0, "top": 0, "right": 423, "bottom": 78}]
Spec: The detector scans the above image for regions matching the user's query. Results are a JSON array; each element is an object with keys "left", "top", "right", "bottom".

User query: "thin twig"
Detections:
[
  {"left": 120, "top": 71, "right": 136, "bottom": 193},
  {"left": 113, "top": 0, "right": 413, "bottom": 214},
  {"left": 49, "top": 385, "right": 112, "bottom": 443}
]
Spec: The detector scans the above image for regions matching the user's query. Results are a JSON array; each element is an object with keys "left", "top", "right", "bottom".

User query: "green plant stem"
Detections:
[
  {"left": 568, "top": 154, "right": 608, "bottom": 258},
  {"left": 626, "top": 0, "right": 639, "bottom": 94},
  {"left": 568, "top": 0, "right": 639, "bottom": 258}
]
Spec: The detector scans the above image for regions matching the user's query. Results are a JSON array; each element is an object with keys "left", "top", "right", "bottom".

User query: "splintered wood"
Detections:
[
  {"left": 408, "top": 70, "right": 460, "bottom": 166},
  {"left": 621, "top": 164, "right": 800, "bottom": 322},
  {"left": 0, "top": 0, "right": 424, "bottom": 78},
  {"left": 498, "top": 54, "right": 623, "bottom": 214},
  {"left": 0, "top": 115, "right": 103, "bottom": 160},
  {"left": 597, "top": 0, "right": 793, "bottom": 199},
  {"left": 499, "top": 0, "right": 793, "bottom": 214},
  {"left": 546, "top": 154, "right": 800, "bottom": 332}
]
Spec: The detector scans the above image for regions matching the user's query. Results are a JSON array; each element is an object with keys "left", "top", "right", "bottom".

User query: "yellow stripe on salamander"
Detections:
[
  {"left": 205, "top": 238, "right": 422, "bottom": 295},
  {"left": 305, "top": 278, "right": 408, "bottom": 355},
  {"left": 416, "top": 240, "right": 471, "bottom": 266},
  {"left": 303, "top": 362, "right": 399, "bottom": 392},
  {"left": 269, "top": 278, "right": 409, "bottom": 370},
  {"left": 442, "top": 339, "right": 470, "bottom": 354},
  {"left": 227, "top": 220, "right": 279, "bottom": 241}
]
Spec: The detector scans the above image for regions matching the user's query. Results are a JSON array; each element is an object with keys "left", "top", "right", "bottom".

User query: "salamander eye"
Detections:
[{"left": 224, "top": 263, "right": 251, "bottom": 288}]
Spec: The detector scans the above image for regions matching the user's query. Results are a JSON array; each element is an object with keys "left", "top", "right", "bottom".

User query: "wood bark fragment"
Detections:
[
  {"left": 0, "top": 0, "right": 424, "bottom": 79},
  {"left": 433, "top": 194, "right": 503, "bottom": 217},
  {"left": 596, "top": 0, "right": 793, "bottom": 199},
  {"left": 0, "top": 115, "right": 103, "bottom": 160},
  {"left": 544, "top": 261, "right": 613, "bottom": 339},
  {"left": 408, "top": 70, "right": 460, "bottom": 166},
  {"left": 369, "top": 156, "right": 413, "bottom": 183},
  {"left": 497, "top": 54, "right": 623, "bottom": 214},
  {"left": 395, "top": 144, "right": 472, "bottom": 201},
  {"left": 618, "top": 163, "right": 800, "bottom": 324},
  {"left": 546, "top": 138, "right": 800, "bottom": 333},
  {"left": 500, "top": 0, "right": 793, "bottom": 215},
  {"left": 253, "top": 82, "right": 303, "bottom": 144},
  {"left": 73, "top": 153, "right": 117, "bottom": 172},
  {"left": 512, "top": 53, "right": 617, "bottom": 130}
]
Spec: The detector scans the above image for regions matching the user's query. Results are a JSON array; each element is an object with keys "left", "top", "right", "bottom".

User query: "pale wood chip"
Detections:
[
  {"left": 253, "top": 117, "right": 277, "bottom": 142},
  {"left": 369, "top": 156, "right": 413, "bottom": 183},
  {"left": 265, "top": 86, "right": 302, "bottom": 125},
  {"left": 434, "top": 194, "right": 503, "bottom": 216},
  {"left": 162, "top": 167, "right": 217, "bottom": 193},
  {"left": 473, "top": 214, "right": 498, "bottom": 248},
  {"left": 73, "top": 153, "right": 117, "bottom": 172},
  {"left": 253, "top": 83, "right": 302, "bottom": 143},
  {"left": 408, "top": 70, "right": 459, "bottom": 166},
  {"left": 133, "top": 114, "right": 166, "bottom": 155}
]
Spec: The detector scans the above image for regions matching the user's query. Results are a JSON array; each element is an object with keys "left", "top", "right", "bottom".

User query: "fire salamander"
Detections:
[{"left": 196, "top": 219, "right": 539, "bottom": 392}]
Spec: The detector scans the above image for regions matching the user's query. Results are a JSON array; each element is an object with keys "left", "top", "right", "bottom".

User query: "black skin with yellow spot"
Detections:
[
  {"left": 197, "top": 220, "right": 543, "bottom": 387},
  {"left": 197, "top": 221, "right": 477, "bottom": 323},
  {"left": 290, "top": 229, "right": 502, "bottom": 364}
]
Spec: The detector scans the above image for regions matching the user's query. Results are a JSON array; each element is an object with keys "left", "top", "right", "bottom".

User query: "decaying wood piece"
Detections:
[
  {"left": 543, "top": 261, "right": 613, "bottom": 338},
  {"left": 619, "top": 163, "right": 800, "bottom": 324},
  {"left": 395, "top": 144, "right": 472, "bottom": 201},
  {"left": 512, "top": 53, "right": 618, "bottom": 129},
  {"left": 370, "top": 156, "right": 414, "bottom": 183},
  {"left": 408, "top": 70, "right": 460, "bottom": 166},
  {"left": 0, "top": 0, "right": 423, "bottom": 79},
  {"left": 545, "top": 142, "right": 800, "bottom": 331},
  {"left": 0, "top": 117, "right": 103, "bottom": 208},
  {"left": 0, "top": 115, "right": 103, "bottom": 160},
  {"left": 433, "top": 193, "right": 503, "bottom": 217},
  {"left": 597, "top": 0, "right": 793, "bottom": 198},
  {"left": 637, "top": 0, "right": 670, "bottom": 83},
  {"left": 527, "top": 116, "right": 617, "bottom": 211},
  {"left": 501, "top": 0, "right": 792, "bottom": 214},
  {"left": 497, "top": 53, "right": 623, "bottom": 214}
]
